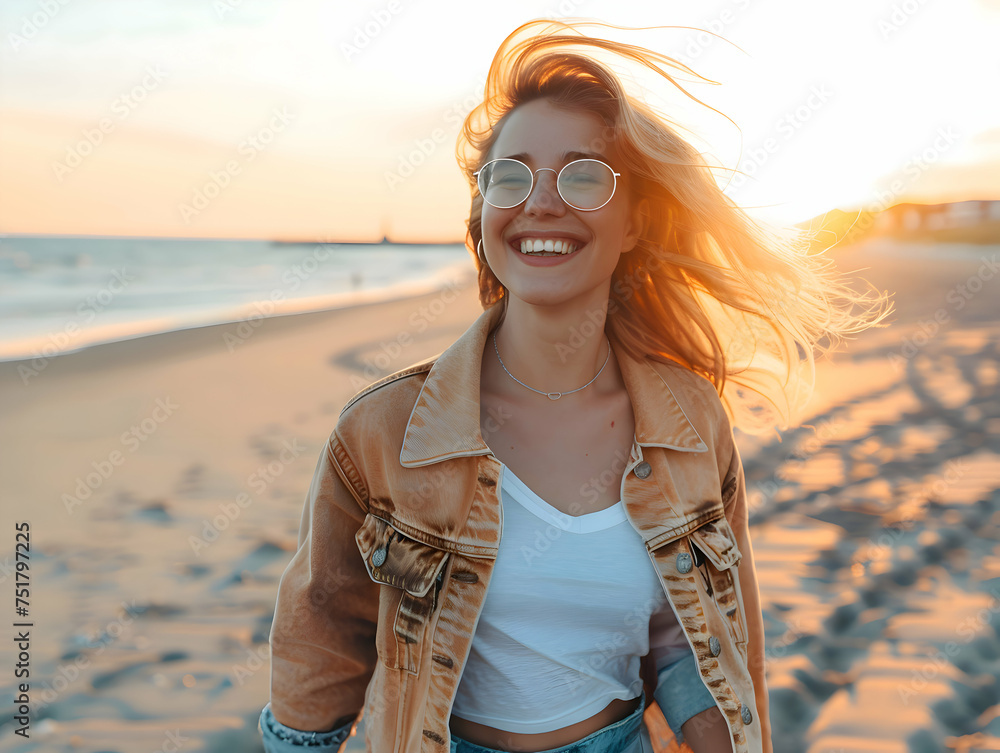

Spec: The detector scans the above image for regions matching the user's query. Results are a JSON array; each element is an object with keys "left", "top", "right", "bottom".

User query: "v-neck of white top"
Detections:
[{"left": 499, "top": 462, "right": 626, "bottom": 534}]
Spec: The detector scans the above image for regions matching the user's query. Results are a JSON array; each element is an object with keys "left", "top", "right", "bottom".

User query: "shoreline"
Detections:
[{"left": 0, "top": 260, "right": 476, "bottom": 364}]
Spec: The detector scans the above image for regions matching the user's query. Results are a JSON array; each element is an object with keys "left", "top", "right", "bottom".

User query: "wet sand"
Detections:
[{"left": 0, "top": 238, "right": 998, "bottom": 752}]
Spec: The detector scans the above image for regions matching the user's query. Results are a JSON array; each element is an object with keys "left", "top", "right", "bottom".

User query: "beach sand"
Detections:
[{"left": 1, "top": 238, "right": 998, "bottom": 752}]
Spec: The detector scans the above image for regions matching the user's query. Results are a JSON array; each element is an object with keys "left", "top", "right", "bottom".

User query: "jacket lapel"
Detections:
[{"left": 399, "top": 300, "right": 709, "bottom": 468}]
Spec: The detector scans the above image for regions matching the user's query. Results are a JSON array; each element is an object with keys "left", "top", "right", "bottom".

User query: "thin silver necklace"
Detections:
[{"left": 492, "top": 329, "right": 611, "bottom": 400}]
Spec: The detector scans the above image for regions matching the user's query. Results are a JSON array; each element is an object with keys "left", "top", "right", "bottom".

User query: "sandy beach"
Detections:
[{"left": 1, "top": 237, "right": 999, "bottom": 752}]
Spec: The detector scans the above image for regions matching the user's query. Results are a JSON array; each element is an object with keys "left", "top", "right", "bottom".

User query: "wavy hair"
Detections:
[{"left": 456, "top": 18, "right": 894, "bottom": 437}]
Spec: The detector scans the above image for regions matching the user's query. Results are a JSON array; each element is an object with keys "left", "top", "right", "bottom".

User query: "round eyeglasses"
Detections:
[{"left": 474, "top": 158, "right": 621, "bottom": 211}]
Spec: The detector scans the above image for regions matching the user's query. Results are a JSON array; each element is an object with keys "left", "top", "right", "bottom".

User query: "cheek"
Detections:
[
  {"left": 591, "top": 215, "right": 627, "bottom": 245},
  {"left": 480, "top": 204, "right": 495, "bottom": 232},
  {"left": 480, "top": 211, "right": 511, "bottom": 265},
  {"left": 481, "top": 208, "right": 513, "bottom": 243}
]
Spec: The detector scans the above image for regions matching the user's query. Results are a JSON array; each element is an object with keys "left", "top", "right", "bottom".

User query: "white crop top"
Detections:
[{"left": 451, "top": 461, "right": 691, "bottom": 733}]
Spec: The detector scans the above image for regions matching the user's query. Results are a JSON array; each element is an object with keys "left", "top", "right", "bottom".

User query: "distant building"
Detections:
[{"left": 876, "top": 199, "right": 1000, "bottom": 233}]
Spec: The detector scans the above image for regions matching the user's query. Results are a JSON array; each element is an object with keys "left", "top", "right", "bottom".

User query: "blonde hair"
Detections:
[{"left": 456, "top": 18, "right": 894, "bottom": 438}]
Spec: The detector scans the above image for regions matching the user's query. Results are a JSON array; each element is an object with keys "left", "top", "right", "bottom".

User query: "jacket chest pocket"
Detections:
[
  {"left": 688, "top": 513, "right": 749, "bottom": 659},
  {"left": 355, "top": 513, "right": 451, "bottom": 675}
]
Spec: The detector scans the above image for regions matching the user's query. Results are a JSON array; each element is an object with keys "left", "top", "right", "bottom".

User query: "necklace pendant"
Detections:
[{"left": 546, "top": 392, "right": 562, "bottom": 400}]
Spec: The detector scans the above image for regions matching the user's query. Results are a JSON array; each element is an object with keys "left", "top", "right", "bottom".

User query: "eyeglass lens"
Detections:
[{"left": 477, "top": 159, "right": 616, "bottom": 210}]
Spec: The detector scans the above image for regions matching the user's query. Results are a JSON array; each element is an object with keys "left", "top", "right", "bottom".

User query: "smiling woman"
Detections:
[
  {"left": 260, "top": 17, "right": 893, "bottom": 753},
  {"left": 459, "top": 20, "right": 893, "bottom": 435}
]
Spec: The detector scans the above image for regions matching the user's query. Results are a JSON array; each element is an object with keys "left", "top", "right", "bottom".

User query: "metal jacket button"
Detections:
[
  {"left": 741, "top": 704, "right": 753, "bottom": 724},
  {"left": 676, "top": 551, "right": 692, "bottom": 573},
  {"left": 634, "top": 461, "right": 652, "bottom": 479},
  {"left": 709, "top": 636, "right": 721, "bottom": 656},
  {"left": 372, "top": 547, "right": 387, "bottom": 567}
]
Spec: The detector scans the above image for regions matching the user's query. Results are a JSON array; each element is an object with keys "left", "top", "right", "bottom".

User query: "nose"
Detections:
[{"left": 523, "top": 167, "right": 566, "bottom": 217}]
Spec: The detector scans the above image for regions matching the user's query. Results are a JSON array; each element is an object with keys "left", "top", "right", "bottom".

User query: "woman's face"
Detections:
[{"left": 479, "top": 98, "right": 647, "bottom": 308}]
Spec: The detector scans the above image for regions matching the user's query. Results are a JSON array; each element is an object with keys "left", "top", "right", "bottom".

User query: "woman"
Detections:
[{"left": 259, "top": 18, "right": 892, "bottom": 753}]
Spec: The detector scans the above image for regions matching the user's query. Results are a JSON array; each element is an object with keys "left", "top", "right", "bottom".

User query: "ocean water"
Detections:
[{"left": 0, "top": 236, "right": 475, "bottom": 361}]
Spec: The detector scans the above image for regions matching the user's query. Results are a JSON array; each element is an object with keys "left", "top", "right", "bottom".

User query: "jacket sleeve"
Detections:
[
  {"left": 265, "top": 428, "right": 380, "bottom": 746},
  {"left": 722, "top": 435, "right": 774, "bottom": 753}
]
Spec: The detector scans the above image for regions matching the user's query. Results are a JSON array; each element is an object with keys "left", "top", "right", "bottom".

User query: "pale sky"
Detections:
[{"left": 1, "top": 0, "right": 999, "bottom": 241}]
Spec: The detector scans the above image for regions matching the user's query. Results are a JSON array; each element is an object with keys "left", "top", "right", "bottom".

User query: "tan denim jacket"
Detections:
[{"left": 268, "top": 300, "right": 773, "bottom": 753}]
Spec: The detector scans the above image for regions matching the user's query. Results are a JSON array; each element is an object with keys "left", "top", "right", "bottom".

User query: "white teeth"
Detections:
[{"left": 517, "top": 238, "right": 580, "bottom": 255}]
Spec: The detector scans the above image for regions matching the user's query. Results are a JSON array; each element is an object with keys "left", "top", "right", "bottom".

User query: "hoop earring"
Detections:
[{"left": 477, "top": 238, "right": 487, "bottom": 266}]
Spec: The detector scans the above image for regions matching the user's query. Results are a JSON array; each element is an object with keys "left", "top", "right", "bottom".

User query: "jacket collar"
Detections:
[{"left": 400, "top": 300, "right": 707, "bottom": 467}]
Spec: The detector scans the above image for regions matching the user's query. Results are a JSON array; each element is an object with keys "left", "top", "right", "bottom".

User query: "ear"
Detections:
[{"left": 622, "top": 196, "right": 650, "bottom": 254}]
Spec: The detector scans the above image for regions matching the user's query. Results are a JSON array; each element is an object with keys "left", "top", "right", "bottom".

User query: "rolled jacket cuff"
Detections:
[
  {"left": 259, "top": 703, "right": 354, "bottom": 752},
  {"left": 653, "top": 652, "right": 718, "bottom": 746}
]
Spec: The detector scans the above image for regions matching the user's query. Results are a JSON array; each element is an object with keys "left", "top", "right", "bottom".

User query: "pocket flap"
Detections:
[
  {"left": 688, "top": 513, "right": 742, "bottom": 571},
  {"left": 356, "top": 513, "right": 450, "bottom": 597}
]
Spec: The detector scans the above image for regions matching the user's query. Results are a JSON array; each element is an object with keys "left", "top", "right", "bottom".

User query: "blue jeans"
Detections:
[
  {"left": 259, "top": 704, "right": 353, "bottom": 752},
  {"left": 450, "top": 693, "right": 649, "bottom": 753}
]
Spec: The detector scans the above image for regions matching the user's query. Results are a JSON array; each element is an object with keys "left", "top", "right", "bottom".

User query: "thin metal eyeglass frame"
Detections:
[{"left": 473, "top": 158, "right": 621, "bottom": 211}]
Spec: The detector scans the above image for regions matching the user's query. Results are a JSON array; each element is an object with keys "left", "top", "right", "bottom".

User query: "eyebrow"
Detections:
[{"left": 499, "top": 150, "right": 610, "bottom": 164}]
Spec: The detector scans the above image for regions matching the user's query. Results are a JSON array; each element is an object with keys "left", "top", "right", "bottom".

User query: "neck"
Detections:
[{"left": 489, "top": 294, "right": 619, "bottom": 400}]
